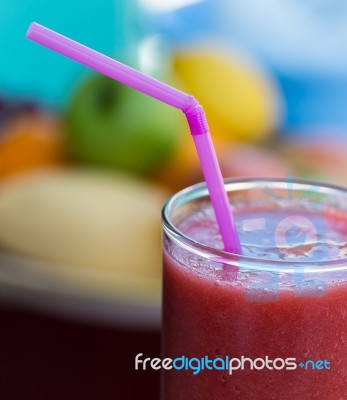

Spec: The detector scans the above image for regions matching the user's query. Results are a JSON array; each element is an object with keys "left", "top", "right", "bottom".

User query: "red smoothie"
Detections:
[{"left": 162, "top": 180, "right": 347, "bottom": 399}]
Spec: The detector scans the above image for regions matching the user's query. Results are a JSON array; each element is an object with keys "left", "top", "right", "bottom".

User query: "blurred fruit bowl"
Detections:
[{"left": 0, "top": 250, "right": 161, "bottom": 328}]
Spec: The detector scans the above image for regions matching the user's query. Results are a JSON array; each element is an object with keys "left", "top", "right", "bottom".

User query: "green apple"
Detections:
[{"left": 66, "top": 74, "right": 182, "bottom": 176}]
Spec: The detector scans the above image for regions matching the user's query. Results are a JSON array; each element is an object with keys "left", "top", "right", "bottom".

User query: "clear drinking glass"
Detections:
[{"left": 161, "top": 178, "right": 347, "bottom": 399}]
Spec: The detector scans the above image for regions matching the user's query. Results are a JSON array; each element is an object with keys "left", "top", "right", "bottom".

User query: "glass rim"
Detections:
[{"left": 162, "top": 177, "right": 347, "bottom": 272}]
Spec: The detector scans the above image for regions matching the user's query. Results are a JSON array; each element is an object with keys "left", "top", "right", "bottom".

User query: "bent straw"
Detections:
[{"left": 26, "top": 22, "right": 241, "bottom": 254}]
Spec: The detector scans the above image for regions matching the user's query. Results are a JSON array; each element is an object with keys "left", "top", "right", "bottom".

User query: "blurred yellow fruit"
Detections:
[
  {"left": 172, "top": 48, "right": 282, "bottom": 142},
  {"left": 0, "top": 169, "right": 168, "bottom": 300},
  {"left": 0, "top": 112, "right": 64, "bottom": 178}
]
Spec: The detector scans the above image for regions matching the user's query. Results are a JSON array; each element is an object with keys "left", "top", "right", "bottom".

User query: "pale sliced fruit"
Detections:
[{"left": 0, "top": 169, "right": 168, "bottom": 300}]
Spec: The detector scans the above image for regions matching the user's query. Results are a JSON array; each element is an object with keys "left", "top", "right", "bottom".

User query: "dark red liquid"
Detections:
[{"left": 162, "top": 208, "right": 347, "bottom": 399}]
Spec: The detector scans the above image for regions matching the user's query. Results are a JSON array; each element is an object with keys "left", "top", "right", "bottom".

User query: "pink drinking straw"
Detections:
[{"left": 26, "top": 22, "right": 241, "bottom": 254}]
